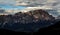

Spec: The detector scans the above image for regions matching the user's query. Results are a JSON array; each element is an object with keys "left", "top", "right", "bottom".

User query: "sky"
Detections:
[
  {"left": 0, "top": 0, "right": 58, "bottom": 8},
  {"left": 0, "top": 0, "right": 60, "bottom": 9},
  {"left": 0, "top": 0, "right": 16, "bottom": 5},
  {"left": 0, "top": 0, "right": 60, "bottom": 17}
]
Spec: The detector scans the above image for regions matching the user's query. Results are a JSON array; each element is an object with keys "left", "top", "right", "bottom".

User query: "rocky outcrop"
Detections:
[
  {"left": 0, "top": 9, "right": 55, "bottom": 24},
  {"left": 15, "top": 9, "right": 55, "bottom": 21}
]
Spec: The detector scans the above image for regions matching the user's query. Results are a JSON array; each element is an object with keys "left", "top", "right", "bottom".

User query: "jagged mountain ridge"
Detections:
[
  {"left": 2, "top": 9, "right": 55, "bottom": 24},
  {"left": 0, "top": 9, "right": 55, "bottom": 32}
]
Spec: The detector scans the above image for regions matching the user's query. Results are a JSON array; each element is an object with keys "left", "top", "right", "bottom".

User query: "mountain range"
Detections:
[{"left": 0, "top": 9, "right": 56, "bottom": 32}]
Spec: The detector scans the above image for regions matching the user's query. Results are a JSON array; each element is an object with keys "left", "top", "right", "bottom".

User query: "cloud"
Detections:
[
  {"left": 0, "top": 0, "right": 59, "bottom": 7},
  {"left": 0, "top": 0, "right": 16, "bottom": 5},
  {"left": 0, "top": 0, "right": 60, "bottom": 16},
  {"left": 13, "top": 0, "right": 60, "bottom": 9}
]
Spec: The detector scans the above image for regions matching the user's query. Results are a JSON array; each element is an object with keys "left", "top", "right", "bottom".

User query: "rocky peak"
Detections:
[{"left": 0, "top": 9, "right": 55, "bottom": 24}]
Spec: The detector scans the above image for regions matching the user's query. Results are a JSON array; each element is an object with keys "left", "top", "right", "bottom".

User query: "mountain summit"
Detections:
[{"left": 0, "top": 9, "right": 56, "bottom": 32}]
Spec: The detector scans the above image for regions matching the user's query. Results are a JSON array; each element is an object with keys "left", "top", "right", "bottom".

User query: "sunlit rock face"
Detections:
[
  {"left": 24, "top": 9, "right": 55, "bottom": 21},
  {"left": 13, "top": 9, "right": 55, "bottom": 24}
]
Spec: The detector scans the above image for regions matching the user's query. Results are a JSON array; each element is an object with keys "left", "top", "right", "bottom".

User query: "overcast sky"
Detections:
[
  {"left": 0, "top": 0, "right": 60, "bottom": 9},
  {"left": 0, "top": 0, "right": 59, "bottom": 6},
  {"left": 0, "top": 0, "right": 16, "bottom": 5},
  {"left": 0, "top": 0, "right": 60, "bottom": 17}
]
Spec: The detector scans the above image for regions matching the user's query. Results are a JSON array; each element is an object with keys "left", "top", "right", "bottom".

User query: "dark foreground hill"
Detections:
[
  {"left": 0, "top": 9, "right": 59, "bottom": 32},
  {"left": 0, "top": 21, "right": 60, "bottom": 35}
]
